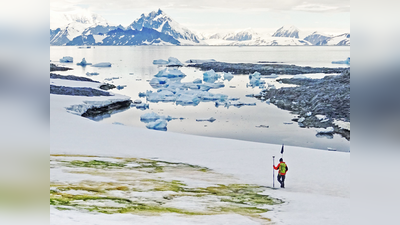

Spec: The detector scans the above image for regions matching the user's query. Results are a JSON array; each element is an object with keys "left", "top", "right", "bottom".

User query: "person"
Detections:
[{"left": 274, "top": 158, "right": 288, "bottom": 188}]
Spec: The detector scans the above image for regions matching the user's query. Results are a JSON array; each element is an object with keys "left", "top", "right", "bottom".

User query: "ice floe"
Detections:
[
  {"left": 60, "top": 56, "right": 73, "bottom": 63},
  {"left": 146, "top": 119, "right": 168, "bottom": 130},
  {"left": 247, "top": 72, "right": 265, "bottom": 88},
  {"left": 223, "top": 72, "right": 234, "bottom": 81},
  {"left": 153, "top": 59, "right": 169, "bottom": 65},
  {"left": 93, "top": 62, "right": 112, "bottom": 67},
  {"left": 76, "top": 58, "right": 92, "bottom": 66},
  {"left": 86, "top": 72, "right": 99, "bottom": 76},
  {"left": 155, "top": 68, "right": 186, "bottom": 78},
  {"left": 196, "top": 117, "right": 216, "bottom": 122},
  {"left": 332, "top": 57, "right": 350, "bottom": 65},
  {"left": 316, "top": 127, "right": 334, "bottom": 134}
]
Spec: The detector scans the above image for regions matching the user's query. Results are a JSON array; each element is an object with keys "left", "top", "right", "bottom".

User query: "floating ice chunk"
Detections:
[
  {"left": 192, "top": 78, "right": 202, "bottom": 84},
  {"left": 133, "top": 99, "right": 142, "bottom": 104},
  {"left": 86, "top": 72, "right": 99, "bottom": 76},
  {"left": 149, "top": 77, "right": 169, "bottom": 87},
  {"left": 223, "top": 72, "right": 234, "bottom": 81},
  {"left": 196, "top": 117, "right": 216, "bottom": 122},
  {"left": 306, "top": 112, "right": 312, "bottom": 117},
  {"left": 167, "top": 57, "right": 183, "bottom": 66},
  {"left": 140, "top": 112, "right": 161, "bottom": 122},
  {"left": 93, "top": 62, "right": 112, "bottom": 67},
  {"left": 316, "top": 127, "right": 334, "bottom": 134},
  {"left": 60, "top": 56, "right": 73, "bottom": 63},
  {"left": 203, "top": 70, "right": 220, "bottom": 80},
  {"left": 176, "top": 94, "right": 200, "bottom": 106},
  {"left": 185, "top": 59, "right": 216, "bottom": 64},
  {"left": 146, "top": 119, "right": 167, "bottom": 130},
  {"left": 76, "top": 58, "right": 92, "bottom": 66},
  {"left": 153, "top": 59, "right": 169, "bottom": 65},
  {"left": 134, "top": 103, "right": 149, "bottom": 110},
  {"left": 298, "top": 117, "right": 305, "bottom": 123},
  {"left": 155, "top": 68, "right": 186, "bottom": 78},
  {"left": 249, "top": 72, "right": 261, "bottom": 80},
  {"left": 332, "top": 57, "right": 350, "bottom": 65},
  {"left": 116, "top": 85, "right": 127, "bottom": 90}
]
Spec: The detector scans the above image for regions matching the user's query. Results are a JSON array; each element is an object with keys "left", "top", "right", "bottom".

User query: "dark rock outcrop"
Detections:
[
  {"left": 50, "top": 85, "right": 111, "bottom": 96},
  {"left": 99, "top": 83, "right": 116, "bottom": 90},
  {"left": 50, "top": 73, "right": 99, "bottom": 83},
  {"left": 254, "top": 69, "right": 350, "bottom": 140},
  {"left": 187, "top": 62, "right": 346, "bottom": 75},
  {"left": 81, "top": 100, "right": 132, "bottom": 118},
  {"left": 50, "top": 63, "right": 72, "bottom": 72}
]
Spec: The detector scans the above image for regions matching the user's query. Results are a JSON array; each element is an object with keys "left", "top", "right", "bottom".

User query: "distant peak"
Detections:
[{"left": 157, "top": 9, "right": 164, "bottom": 15}]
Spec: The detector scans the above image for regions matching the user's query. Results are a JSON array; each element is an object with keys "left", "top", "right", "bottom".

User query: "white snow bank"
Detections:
[
  {"left": 60, "top": 56, "right": 73, "bottom": 63},
  {"left": 93, "top": 62, "right": 112, "bottom": 67},
  {"left": 333, "top": 119, "right": 350, "bottom": 131}
]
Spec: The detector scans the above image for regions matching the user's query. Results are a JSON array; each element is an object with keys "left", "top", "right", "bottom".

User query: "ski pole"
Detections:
[{"left": 273, "top": 156, "right": 275, "bottom": 188}]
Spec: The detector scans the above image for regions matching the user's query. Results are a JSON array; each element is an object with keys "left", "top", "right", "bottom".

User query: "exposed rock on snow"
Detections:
[
  {"left": 188, "top": 62, "right": 346, "bottom": 75},
  {"left": 50, "top": 63, "right": 72, "bottom": 72},
  {"left": 50, "top": 73, "right": 99, "bottom": 83},
  {"left": 50, "top": 85, "right": 111, "bottom": 96},
  {"left": 99, "top": 83, "right": 116, "bottom": 90}
]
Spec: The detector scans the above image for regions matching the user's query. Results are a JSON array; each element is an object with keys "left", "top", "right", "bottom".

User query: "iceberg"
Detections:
[
  {"left": 196, "top": 117, "right": 216, "bottom": 122},
  {"left": 203, "top": 70, "right": 220, "bottom": 79},
  {"left": 192, "top": 78, "right": 202, "bottom": 84},
  {"left": 60, "top": 56, "right": 73, "bottom": 63},
  {"left": 149, "top": 77, "right": 169, "bottom": 88},
  {"left": 76, "top": 58, "right": 92, "bottom": 66},
  {"left": 86, "top": 72, "right": 99, "bottom": 76},
  {"left": 176, "top": 94, "right": 201, "bottom": 106},
  {"left": 167, "top": 57, "right": 184, "bottom": 66},
  {"left": 140, "top": 112, "right": 161, "bottom": 122},
  {"left": 146, "top": 119, "right": 168, "bottom": 131},
  {"left": 116, "top": 85, "right": 127, "bottom": 90},
  {"left": 93, "top": 62, "right": 112, "bottom": 67},
  {"left": 223, "top": 72, "right": 234, "bottom": 81},
  {"left": 155, "top": 68, "right": 186, "bottom": 78},
  {"left": 153, "top": 59, "right": 169, "bottom": 65},
  {"left": 248, "top": 72, "right": 265, "bottom": 88},
  {"left": 332, "top": 57, "right": 350, "bottom": 65}
]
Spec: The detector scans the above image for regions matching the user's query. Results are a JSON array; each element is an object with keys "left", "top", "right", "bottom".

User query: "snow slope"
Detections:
[{"left": 50, "top": 77, "right": 349, "bottom": 225}]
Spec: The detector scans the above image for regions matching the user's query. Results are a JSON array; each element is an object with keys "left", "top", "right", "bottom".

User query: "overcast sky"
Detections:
[{"left": 50, "top": 0, "right": 350, "bottom": 35}]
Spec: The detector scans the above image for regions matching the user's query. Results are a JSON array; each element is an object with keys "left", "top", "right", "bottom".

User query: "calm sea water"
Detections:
[{"left": 50, "top": 46, "right": 350, "bottom": 151}]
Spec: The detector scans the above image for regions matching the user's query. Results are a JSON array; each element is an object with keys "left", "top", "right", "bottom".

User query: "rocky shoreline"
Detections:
[
  {"left": 81, "top": 100, "right": 132, "bottom": 118},
  {"left": 50, "top": 63, "right": 72, "bottom": 72},
  {"left": 251, "top": 69, "right": 350, "bottom": 140},
  {"left": 187, "top": 62, "right": 347, "bottom": 75}
]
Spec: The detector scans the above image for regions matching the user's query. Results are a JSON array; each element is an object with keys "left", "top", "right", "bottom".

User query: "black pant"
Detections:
[{"left": 277, "top": 174, "right": 286, "bottom": 188}]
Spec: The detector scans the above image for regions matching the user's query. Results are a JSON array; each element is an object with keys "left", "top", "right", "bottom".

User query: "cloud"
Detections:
[{"left": 50, "top": 0, "right": 350, "bottom": 13}]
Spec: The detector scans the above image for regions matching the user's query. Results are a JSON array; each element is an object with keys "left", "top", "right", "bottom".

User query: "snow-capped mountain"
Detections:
[
  {"left": 316, "top": 33, "right": 350, "bottom": 46},
  {"left": 126, "top": 9, "right": 201, "bottom": 45},
  {"left": 304, "top": 32, "right": 332, "bottom": 45},
  {"left": 50, "top": 11, "right": 110, "bottom": 45},
  {"left": 272, "top": 25, "right": 300, "bottom": 38},
  {"left": 67, "top": 27, "right": 180, "bottom": 46},
  {"left": 224, "top": 29, "right": 258, "bottom": 41}
]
